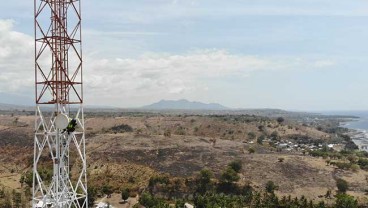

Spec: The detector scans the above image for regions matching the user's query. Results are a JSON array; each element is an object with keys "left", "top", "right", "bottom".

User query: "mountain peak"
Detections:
[{"left": 142, "top": 99, "right": 228, "bottom": 110}]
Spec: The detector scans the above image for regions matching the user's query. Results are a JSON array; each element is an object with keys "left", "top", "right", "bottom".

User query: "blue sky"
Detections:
[{"left": 1, "top": 0, "right": 368, "bottom": 111}]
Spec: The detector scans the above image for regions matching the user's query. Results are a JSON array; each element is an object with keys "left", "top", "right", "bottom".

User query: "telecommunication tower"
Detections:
[{"left": 33, "top": 0, "right": 87, "bottom": 207}]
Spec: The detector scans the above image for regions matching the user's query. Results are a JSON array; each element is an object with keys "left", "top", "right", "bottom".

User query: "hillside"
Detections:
[{"left": 0, "top": 110, "right": 366, "bottom": 207}]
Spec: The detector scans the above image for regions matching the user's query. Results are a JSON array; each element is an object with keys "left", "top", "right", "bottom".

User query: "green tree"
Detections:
[
  {"left": 121, "top": 188, "right": 130, "bottom": 202},
  {"left": 139, "top": 192, "right": 157, "bottom": 207},
  {"left": 218, "top": 168, "right": 240, "bottom": 194},
  {"left": 335, "top": 194, "right": 358, "bottom": 208},
  {"left": 87, "top": 186, "right": 96, "bottom": 207},
  {"left": 241, "top": 184, "right": 253, "bottom": 204},
  {"left": 220, "top": 168, "right": 240, "bottom": 184},
  {"left": 139, "top": 192, "right": 169, "bottom": 208},
  {"left": 265, "top": 181, "right": 278, "bottom": 193},
  {"left": 102, "top": 185, "right": 113, "bottom": 196},
  {"left": 196, "top": 169, "right": 213, "bottom": 194}
]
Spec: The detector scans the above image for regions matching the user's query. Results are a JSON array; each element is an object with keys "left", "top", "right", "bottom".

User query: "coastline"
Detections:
[{"left": 342, "top": 119, "right": 368, "bottom": 150}]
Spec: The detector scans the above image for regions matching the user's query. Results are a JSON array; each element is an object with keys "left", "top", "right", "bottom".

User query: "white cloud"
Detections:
[
  {"left": 85, "top": 50, "right": 335, "bottom": 106},
  {"left": 314, "top": 60, "right": 335, "bottom": 68},
  {"left": 0, "top": 19, "right": 33, "bottom": 93},
  {"left": 0, "top": 19, "right": 336, "bottom": 107}
]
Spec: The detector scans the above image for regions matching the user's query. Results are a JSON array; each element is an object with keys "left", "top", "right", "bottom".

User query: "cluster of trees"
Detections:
[
  {"left": 109, "top": 124, "right": 133, "bottom": 134},
  {"left": 0, "top": 188, "right": 28, "bottom": 208},
  {"left": 309, "top": 147, "right": 368, "bottom": 171},
  {"left": 137, "top": 160, "right": 360, "bottom": 208}
]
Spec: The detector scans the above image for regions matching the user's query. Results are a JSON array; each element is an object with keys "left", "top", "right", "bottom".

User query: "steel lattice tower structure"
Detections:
[{"left": 33, "top": 0, "right": 87, "bottom": 207}]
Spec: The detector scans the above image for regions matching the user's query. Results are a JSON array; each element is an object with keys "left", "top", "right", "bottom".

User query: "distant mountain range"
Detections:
[
  {"left": 142, "top": 99, "right": 229, "bottom": 110},
  {"left": 0, "top": 92, "right": 33, "bottom": 106},
  {"left": 0, "top": 103, "right": 33, "bottom": 111}
]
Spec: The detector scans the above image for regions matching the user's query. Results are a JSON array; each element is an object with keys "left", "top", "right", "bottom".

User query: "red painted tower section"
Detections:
[{"left": 35, "top": 0, "right": 83, "bottom": 105}]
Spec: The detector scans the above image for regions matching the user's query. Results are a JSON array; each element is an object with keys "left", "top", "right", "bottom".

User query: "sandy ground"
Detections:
[
  {"left": 0, "top": 173, "right": 21, "bottom": 190},
  {"left": 96, "top": 194, "right": 138, "bottom": 208}
]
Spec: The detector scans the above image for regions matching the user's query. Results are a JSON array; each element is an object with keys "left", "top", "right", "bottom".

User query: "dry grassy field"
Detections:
[{"left": 0, "top": 111, "right": 366, "bottom": 207}]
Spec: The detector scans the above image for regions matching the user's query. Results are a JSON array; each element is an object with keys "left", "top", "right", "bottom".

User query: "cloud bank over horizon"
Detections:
[
  {"left": 0, "top": 19, "right": 338, "bottom": 109},
  {"left": 1, "top": 0, "right": 368, "bottom": 111}
]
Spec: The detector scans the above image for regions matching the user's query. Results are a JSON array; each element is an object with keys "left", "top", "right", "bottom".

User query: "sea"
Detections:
[{"left": 330, "top": 111, "right": 368, "bottom": 149}]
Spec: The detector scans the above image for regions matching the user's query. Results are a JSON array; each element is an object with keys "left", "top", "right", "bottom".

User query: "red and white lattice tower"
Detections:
[{"left": 33, "top": 0, "right": 87, "bottom": 207}]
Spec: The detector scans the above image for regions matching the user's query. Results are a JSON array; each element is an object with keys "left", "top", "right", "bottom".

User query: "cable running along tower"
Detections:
[{"left": 33, "top": 0, "right": 87, "bottom": 207}]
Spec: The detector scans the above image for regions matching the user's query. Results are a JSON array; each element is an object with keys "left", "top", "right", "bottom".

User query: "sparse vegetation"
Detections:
[
  {"left": 110, "top": 124, "right": 133, "bottom": 133},
  {"left": 0, "top": 110, "right": 365, "bottom": 207}
]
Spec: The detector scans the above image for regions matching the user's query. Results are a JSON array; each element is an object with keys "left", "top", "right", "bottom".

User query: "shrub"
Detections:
[
  {"left": 87, "top": 186, "right": 97, "bottom": 207},
  {"left": 277, "top": 117, "right": 285, "bottom": 124},
  {"left": 351, "top": 164, "right": 360, "bottom": 172},
  {"left": 336, "top": 178, "right": 348, "bottom": 193},
  {"left": 258, "top": 125, "right": 265, "bottom": 132},
  {"left": 164, "top": 130, "right": 171, "bottom": 137},
  {"left": 257, "top": 135, "right": 265, "bottom": 144},
  {"left": 218, "top": 168, "right": 240, "bottom": 194},
  {"left": 270, "top": 131, "right": 279, "bottom": 140},
  {"left": 196, "top": 169, "right": 214, "bottom": 194},
  {"left": 175, "top": 126, "right": 186, "bottom": 135},
  {"left": 358, "top": 158, "right": 368, "bottom": 170},
  {"left": 102, "top": 185, "right": 113, "bottom": 195},
  {"left": 228, "top": 160, "right": 242, "bottom": 173},
  {"left": 149, "top": 175, "right": 170, "bottom": 187},
  {"left": 220, "top": 168, "right": 240, "bottom": 184},
  {"left": 139, "top": 192, "right": 169, "bottom": 207},
  {"left": 331, "top": 162, "right": 351, "bottom": 170},
  {"left": 335, "top": 194, "right": 358, "bottom": 208},
  {"left": 110, "top": 124, "right": 133, "bottom": 133},
  {"left": 265, "top": 181, "right": 278, "bottom": 193},
  {"left": 248, "top": 132, "right": 256, "bottom": 140}
]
